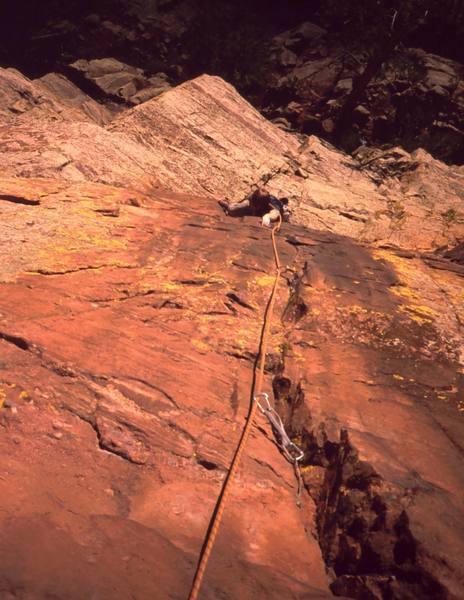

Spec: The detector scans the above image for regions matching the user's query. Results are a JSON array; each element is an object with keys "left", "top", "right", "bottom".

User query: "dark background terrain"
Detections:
[{"left": 1, "top": 0, "right": 464, "bottom": 161}]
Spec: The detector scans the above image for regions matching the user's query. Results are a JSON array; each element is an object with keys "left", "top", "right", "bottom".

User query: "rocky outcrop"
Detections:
[
  {"left": 69, "top": 57, "right": 172, "bottom": 104},
  {"left": 0, "top": 66, "right": 112, "bottom": 125},
  {"left": 0, "top": 68, "right": 463, "bottom": 599},
  {"left": 1, "top": 69, "right": 463, "bottom": 253}
]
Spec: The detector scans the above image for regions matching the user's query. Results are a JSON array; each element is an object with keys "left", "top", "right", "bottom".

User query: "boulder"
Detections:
[
  {"left": 68, "top": 58, "right": 174, "bottom": 105},
  {"left": 272, "top": 116, "right": 292, "bottom": 130},
  {"left": 353, "top": 104, "right": 370, "bottom": 125},
  {"left": 277, "top": 48, "right": 298, "bottom": 68},
  {"left": 423, "top": 52, "right": 460, "bottom": 90},
  {"left": 273, "top": 21, "right": 327, "bottom": 51},
  {"left": 335, "top": 77, "right": 353, "bottom": 95}
]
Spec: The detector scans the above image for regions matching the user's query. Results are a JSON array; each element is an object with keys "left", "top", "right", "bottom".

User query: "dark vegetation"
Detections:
[
  {"left": 180, "top": 0, "right": 275, "bottom": 94},
  {"left": 316, "top": 0, "right": 464, "bottom": 63},
  {"left": 315, "top": 1, "right": 464, "bottom": 144},
  {"left": 1, "top": 0, "right": 463, "bottom": 79}
]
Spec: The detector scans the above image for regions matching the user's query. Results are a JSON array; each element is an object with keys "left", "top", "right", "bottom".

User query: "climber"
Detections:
[{"left": 218, "top": 187, "right": 290, "bottom": 228}]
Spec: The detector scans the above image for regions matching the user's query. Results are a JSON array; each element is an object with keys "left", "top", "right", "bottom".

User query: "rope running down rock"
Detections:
[{"left": 188, "top": 215, "right": 286, "bottom": 600}]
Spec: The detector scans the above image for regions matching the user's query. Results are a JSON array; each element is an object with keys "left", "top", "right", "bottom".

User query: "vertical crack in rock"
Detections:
[
  {"left": 281, "top": 262, "right": 310, "bottom": 324},
  {"left": 271, "top": 360, "right": 447, "bottom": 599},
  {"left": 267, "top": 248, "right": 452, "bottom": 598}
]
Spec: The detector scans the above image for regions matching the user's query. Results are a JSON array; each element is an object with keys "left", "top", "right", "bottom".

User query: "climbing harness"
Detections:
[{"left": 188, "top": 214, "right": 305, "bottom": 600}]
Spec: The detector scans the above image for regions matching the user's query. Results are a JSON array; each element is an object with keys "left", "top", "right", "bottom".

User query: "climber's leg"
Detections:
[{"left": 219, "top": 198, "right": 251, "bottom": 217}]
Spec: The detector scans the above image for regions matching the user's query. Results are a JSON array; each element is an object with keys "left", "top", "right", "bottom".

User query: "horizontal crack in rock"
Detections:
[
  {"left": 0, "top": 194, "right": 40, "bottom": 206},
  {"left": 28, "top": 263, "right": 137, "bottom": 276},
  {"left": 225, "top": 292, "right": 256, "bottom": 311},
  {"left": 0, "top": 331, "right": 30, "bottom": 351}
]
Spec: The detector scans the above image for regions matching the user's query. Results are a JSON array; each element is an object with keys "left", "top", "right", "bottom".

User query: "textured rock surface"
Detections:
[
  {"left": 0, "top": 67, "right": 112, "bottom": 125},
  {"left": 0, "top": 178, "right": 334, "bottom": 599},
  {"left": 36, "top": 72, "right": 114, "bottom": 125},
  {"left": 0, "top": 69, "right": 463, "bottom": 599},
  {"left": 1, "top": 70, "right": 463, "bottom": 253}
]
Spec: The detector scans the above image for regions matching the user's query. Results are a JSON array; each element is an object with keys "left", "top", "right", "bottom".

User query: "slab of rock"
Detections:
[
  {"left": 36, "top": 72, "right": 113, "bottom": 125},
  {"left": 109, "top": 76, "right": 464, "bottom": 252},
  {"left": 0, "top": 172, "right": 463, "bottom": 599},
  {"left": 69, "top": 57, "right": 147, "bottom": 102},
  {"left": 1, "top": 62, "right": 464, "bottom": 599},
  {"left": 1, "top": 70, "right": 463, "bottom": 254},
  {"left": 0, "top": 177, "right": 336, "bottom": 599},
  {"left": 109, "top": 74, "right": 301, "bottom": 195}
]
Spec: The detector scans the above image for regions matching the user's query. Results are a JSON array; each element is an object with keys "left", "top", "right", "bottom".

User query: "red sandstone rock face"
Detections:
[
  {"left": 0, "top": 70, "right": 463, "bottom": 599},
  {"left": 0, "top": 180, "right": 335, "bottom": 599}
]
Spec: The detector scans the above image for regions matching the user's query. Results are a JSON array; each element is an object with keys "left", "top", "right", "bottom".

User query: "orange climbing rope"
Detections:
[{"left": 188, "top": 215, "right": 283, "bottom": 600}]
